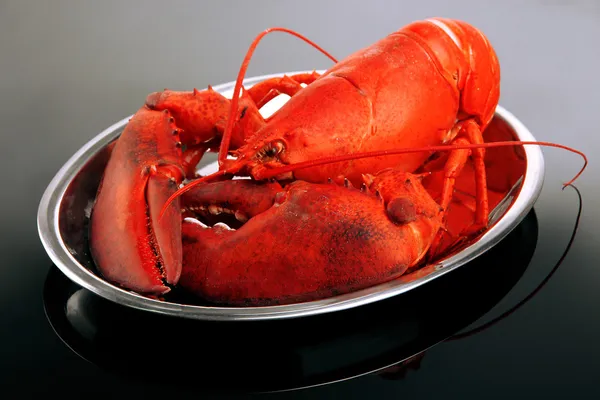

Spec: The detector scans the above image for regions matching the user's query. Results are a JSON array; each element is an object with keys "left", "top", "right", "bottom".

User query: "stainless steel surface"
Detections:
[{"left": 37, "top": 71, "right": 545, "bottom": 321}]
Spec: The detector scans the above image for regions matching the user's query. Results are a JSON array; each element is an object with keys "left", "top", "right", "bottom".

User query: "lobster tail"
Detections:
[
  {"left": 402, "top": 18, "right": 500, "bottom": 129},
  {"left": 444, "top": 18, "right": 501, "bottom": 129}
]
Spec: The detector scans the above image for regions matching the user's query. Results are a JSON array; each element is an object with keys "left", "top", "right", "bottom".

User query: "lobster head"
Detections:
[
  {"left": 226, "top": 131, "right": 359, "bottom": 185},
  {"left": 223, "top": 115, "right": 366, "bottom": 185},
  {"left": 229, "top": 136, "right": 291, "bottom": 179}
]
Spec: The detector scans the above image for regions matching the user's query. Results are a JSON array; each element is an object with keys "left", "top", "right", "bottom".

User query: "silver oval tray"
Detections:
[{"left": 37, "top": 71, "right": 545, "bottom": 321}]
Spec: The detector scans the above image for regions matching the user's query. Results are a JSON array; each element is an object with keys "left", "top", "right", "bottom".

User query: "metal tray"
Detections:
[{"left": 37, "top": 71, "right": 545, "bottom": 321}]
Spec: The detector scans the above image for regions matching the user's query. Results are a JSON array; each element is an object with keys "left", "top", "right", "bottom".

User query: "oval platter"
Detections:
[{"left": 37, "top": 70, "right": 545, "bottom": 321}]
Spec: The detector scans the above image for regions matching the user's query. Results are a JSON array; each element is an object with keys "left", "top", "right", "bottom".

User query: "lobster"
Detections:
[{"left": 88, "top": 18, "right": 586, "bottom": 305}]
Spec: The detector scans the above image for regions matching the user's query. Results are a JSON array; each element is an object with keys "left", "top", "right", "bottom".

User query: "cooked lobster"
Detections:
[{"left": 88, "top": 18, "right": 586, "bottom": 305}]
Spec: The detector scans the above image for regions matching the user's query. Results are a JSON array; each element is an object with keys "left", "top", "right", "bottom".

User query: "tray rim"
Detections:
[{"left": 37, "top": 70, "right": 545, "bottom": 321}]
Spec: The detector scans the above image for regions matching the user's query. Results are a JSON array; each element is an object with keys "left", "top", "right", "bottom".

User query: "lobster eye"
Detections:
[
  {"left": 270, "top": 140, "right": 285, "bottom": 155},
  {"left": 255, "top": 140, "right": 286, "bottom": 161}
]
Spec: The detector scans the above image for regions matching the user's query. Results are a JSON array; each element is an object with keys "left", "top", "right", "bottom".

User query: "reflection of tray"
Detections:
[
  {"left": 37, "top": 71, "right": 545, "bottom": 321},
  {"left": 42, "top": 210, "right": 539, "bottom": 393}
]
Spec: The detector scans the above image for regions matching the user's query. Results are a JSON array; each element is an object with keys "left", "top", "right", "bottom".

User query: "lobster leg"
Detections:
[
  {"left": 246, "top": 71, "right": 321, "bottom": 109},
  {"left": 428, "top": 120, "right": 489, "bottom": 258},
  {"left": 436, "top": 137, "right": 471, "bottom": 214},
  {"left": 461, "top": 119, "right": 489, "bottom": 232}
]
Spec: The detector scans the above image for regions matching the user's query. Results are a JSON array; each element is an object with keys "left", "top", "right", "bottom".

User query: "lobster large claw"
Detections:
[
  {"left": 89, "top": 107, "right": 185, "bottom": 295},
  {"left": 89, "top": 84, "right": 270, "bottom": 295},
  {"left": 179, "top": 169, "right": 444, "bottom": 306}
]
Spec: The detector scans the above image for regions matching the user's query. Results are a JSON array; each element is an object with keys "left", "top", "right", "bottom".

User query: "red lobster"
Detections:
[{"left": 89, "top": 18, "right": 586, "bottom": 305}]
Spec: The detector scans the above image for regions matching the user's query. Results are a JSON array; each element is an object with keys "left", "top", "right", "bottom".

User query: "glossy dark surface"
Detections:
[
  {"left": 42, "top": 209, "right": 540, "bottom": 393},
  {"left": 2, "top": 1, "right": 599, "bottom": 398}
]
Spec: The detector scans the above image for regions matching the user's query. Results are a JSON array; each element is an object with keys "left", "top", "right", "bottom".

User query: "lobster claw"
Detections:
[
  {"left": 177, "top": 170, "right": 444, "bottom": 306},
  {"left": 89, "top": 107, "right": 185, "bottom": 295}
]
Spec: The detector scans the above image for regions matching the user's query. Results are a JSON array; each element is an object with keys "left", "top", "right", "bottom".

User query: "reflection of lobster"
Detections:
[{"left": 88, "top": 18, "right": 586, "bottom": 305}]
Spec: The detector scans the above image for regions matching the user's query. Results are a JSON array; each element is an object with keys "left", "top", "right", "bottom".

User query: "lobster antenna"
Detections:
[
  {"left": 217, "top": 27, "right": 338, "bottom": 167},
  {"left": 159, "top": 140, "right": 587, "bottom": 219},
  {"left": 448, "top": 183, "right": 582, "bottom": 340},
  {"left": 257, "top": 141, "right": 588, "bottom": 187}
]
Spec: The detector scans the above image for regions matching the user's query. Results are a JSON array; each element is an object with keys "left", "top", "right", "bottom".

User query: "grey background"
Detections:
[
  {"left": 3, "top": 0, "right": 599, "bottom": 237},
  {"left": 1, "top": 0, "right": 600, "bottom": 397}
]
